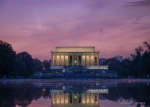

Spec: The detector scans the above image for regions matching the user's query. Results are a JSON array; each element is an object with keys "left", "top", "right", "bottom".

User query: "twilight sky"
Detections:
[{"left": 0, "top": 0, "right": 150, "bottom": 60}]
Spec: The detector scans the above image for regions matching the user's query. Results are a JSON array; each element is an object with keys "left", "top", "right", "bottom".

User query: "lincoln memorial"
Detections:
[
  {"left": 51, "top": 92, "right": 99, "bottom": 107},
  {"left": 51, "top": 47, "right": 99, "bottom": 66}
]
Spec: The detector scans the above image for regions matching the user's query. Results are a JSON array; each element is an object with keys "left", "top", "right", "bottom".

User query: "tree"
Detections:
[
  {"left": 0, "top": 40, "right": 16, "bottom": 78},
  {"left": 104, "top": 57, "right": 124, "bottom": 77},
  {"left": 129, "top": 41, "right": 150, "bottom": 78},
  {"left": 130, "top": 46, "right": 144, "bottom": 77},
  {"left": 15, "top": 52, "right": 35, "bottom": 77},
  {"left": 43, "top": 60, "right": 50, "bottom": 71},
  {"left": 143, "top": 41, "right": 150, "bottom": 77},
  {"left": 33, "top": 58, "right": 43, "bottom": 71}
]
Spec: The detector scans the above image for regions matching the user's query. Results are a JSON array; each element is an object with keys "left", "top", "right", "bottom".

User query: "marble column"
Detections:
[
  {"left": 58, "top": 55, "right": 60, "bottom": 66},
  {"left": 54, "top": 55, "right": 56, "bottom": 65},
  {"left": 85, "top": 55, "right": 86, "bottom": 66},
  {"left": 77, "top": 56, "right": 79, "bottom": 65},
  {"left": 59, "top": 55, "right": 61, "bottom": 65},
  {"left": 55, "top": 55, "right": 57, "bottom": 66},
  {"left": 68, "top": 55, "right": 70, "bottom": 66},
  {"left": 72, "top": 55, "right": 74, "bottom": 66},
  {"left": 97, "top": 55, "right": 99, "bottom": 65},
  {"left": 60, "top": 55, "right": 62, "bottom": 65},
  {"left": 53, "top": 55, "right": 54, "bottom": 65},
  {"left": 63, "top": 55, "right": 65, "bottom": 66},
  {"left": 86, "top": 55, "right": 88, "bottom": 66},
  {"left": 81, "top": 56, "right": 83, "bottom": 66},
  {"left": 89, "top": 55, "right": 91, "bottom": 65},
  {"left": 56, "top": 55, "right": 59, "bottom": 66},
  {"left": 56, "top": 55, "right": 57, "bottom": 66}
]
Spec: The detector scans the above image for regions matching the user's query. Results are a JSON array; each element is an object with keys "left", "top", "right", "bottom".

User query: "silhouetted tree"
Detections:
[
  {"left": 130, "top": 46, "right": 144, "bottom": 77},
  {"left": 143, "top": 41, "right": 150, "bottom": 77},
  {"left": 15, "top": 52, "right": 35, "bottom": 77},
  {"left": 129, "top": 41, "right": 150, "bottom": 78},
  {"left": 43, "top": 60, "right": 50, "bottom": 71},
  {"left": 0, "top": 40, "right": 16, "bottom": 78},
  {"left": 104, "top": 41, "right": 150, "bottom": 78},
  {"left": 33, "top": 58, "right": 43, "bottom": 71},
  {"left": 104, "top": 57, "right": 124, "bottom": 77},
  {"left": 121, "top": 41, "right": 150, "bottom": 78}
]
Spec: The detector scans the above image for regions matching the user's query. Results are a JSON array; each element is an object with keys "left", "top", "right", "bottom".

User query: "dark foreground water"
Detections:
[{"left": 0, "top": 79, "right": 150, "bottom": 107}]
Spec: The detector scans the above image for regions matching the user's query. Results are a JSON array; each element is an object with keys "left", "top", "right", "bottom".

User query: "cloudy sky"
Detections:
[{"left": 0, "top": 0, "right": 150, "bottom": 60}]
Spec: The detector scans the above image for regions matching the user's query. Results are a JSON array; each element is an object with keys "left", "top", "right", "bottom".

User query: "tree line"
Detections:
[
  {"left": 104, "top": 41, "right": 150, "bottom": 78},
  {"left": 0, "top": 40, "right": 50, "bottom": 78},
  {"left": 0, "top": 40, "right": 150, "bottom": 78}
]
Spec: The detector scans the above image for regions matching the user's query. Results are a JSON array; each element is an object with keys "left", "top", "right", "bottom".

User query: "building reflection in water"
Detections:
[
  {"left": 51, "top": 91, "right": 99, "bottom": 107},
  {"left": 0, "top": 80, "right": 149, "bottom": 107}
]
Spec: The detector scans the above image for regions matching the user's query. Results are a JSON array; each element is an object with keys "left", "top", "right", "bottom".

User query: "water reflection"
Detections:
[
  {"left": 51, "top": 92, "right": 99, "bottom": 107},
  {"left": 0, "top": 80, "right": 149, "bottom": 107}
]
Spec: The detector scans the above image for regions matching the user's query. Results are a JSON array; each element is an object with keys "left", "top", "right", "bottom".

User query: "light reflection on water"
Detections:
[{"left": 0, "top": 79, "right": 149, "bottom": 107}]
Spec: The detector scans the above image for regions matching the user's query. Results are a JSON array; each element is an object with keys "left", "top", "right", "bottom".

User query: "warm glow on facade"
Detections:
[
  {"left": 82, "top": 55, "right": 86, "bottom": 66},
  {"left": 51, "top": 47, "right": 99, "bottom": 66},
  {"left": 51, "top": 92, "right": 99, "bottom": 105}
]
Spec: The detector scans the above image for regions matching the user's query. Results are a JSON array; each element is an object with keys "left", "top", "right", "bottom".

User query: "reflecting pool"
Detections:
[{"left": 0, "top": 79, "right": 150, "bottom": 107}]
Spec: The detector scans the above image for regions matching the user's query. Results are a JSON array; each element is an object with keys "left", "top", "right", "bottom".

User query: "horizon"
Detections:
[
  {"left": 3, "top": 41, "right": 147, "bottom": 61},
  {"left": 0, "top": 0, "right": 150, "bottom": 60}
]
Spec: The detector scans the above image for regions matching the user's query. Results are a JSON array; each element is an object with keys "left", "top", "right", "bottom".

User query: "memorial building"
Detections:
[
  {"left": 51, "top": 47, "right": 99, "bottom": 66},
  {"left": 51, "top": 92, "right": 99, "bottom": 107}
]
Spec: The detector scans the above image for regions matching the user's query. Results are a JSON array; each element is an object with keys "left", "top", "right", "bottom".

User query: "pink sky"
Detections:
[{"left": 0, "top": 0, "right": 150, "bottom": 60}]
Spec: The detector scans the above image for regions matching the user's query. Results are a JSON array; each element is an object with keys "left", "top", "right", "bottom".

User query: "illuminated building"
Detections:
[
  {"left": 51, "top": 47, "right": 99, "bottom": 66},
  {"left": 51, "top": 92, "right": 99, "bottom": 107}
]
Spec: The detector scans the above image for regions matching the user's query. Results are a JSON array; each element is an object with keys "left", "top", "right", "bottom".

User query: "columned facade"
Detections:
[
  {"left": 51, "top": 93, "right": 99, "bottom": 105},
  {"left": 51, "top": 47, "right": 99, "bottom": 66}
]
